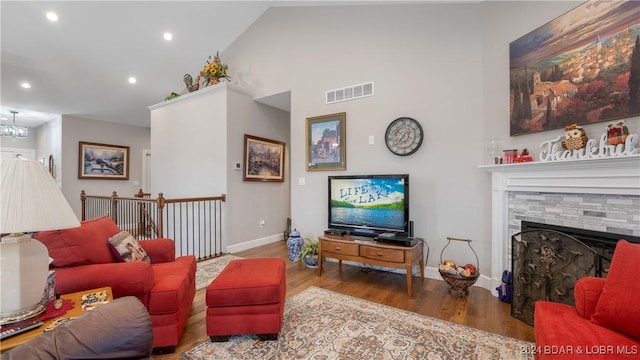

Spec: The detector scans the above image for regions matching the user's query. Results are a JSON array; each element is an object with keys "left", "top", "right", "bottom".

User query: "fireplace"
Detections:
[
  {"left": 520, "top": 221, "right": 640, "bottom": 274},
  {"left": 483, "top": 155, "right": 640, "bottom": 297},
  {"left": 511, "top": 228, "right": 596, "bottom": 326},
  {"left": 510, "top": 223, "right": 640, "bottom": 326}
]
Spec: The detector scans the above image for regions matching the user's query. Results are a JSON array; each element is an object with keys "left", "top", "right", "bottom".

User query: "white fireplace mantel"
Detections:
[{"left": 480, "top": 154, "right": 640, "bottom": 295}]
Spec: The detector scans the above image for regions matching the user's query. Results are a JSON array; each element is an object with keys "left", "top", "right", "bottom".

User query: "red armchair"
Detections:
[
  {"left": 534, "top": 240, "right": 640, "bottom": 359},
  {"left": 35, "top": 216, "right": 196, "bottom": 352}
]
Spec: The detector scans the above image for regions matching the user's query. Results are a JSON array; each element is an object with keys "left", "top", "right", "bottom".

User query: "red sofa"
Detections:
[
  {"left": 35, "top": 216, "right": 196, "bottom": 352},
  {"left": 534, "top": 240, "right": 640, "bottom": 359}
]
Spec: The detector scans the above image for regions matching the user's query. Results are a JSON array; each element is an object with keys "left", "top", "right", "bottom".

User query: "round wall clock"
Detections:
[{"left": 385, "top": 117, "right": 424, "bottom": 156}]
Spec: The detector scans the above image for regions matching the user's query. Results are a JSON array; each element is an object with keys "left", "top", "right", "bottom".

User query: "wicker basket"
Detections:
[{"left": 439, "top": 237, "right": 479, "bottom": 296}]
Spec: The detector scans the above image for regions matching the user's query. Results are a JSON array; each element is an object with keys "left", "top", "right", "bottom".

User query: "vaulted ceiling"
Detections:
[{"left": 0, "top": 1, "right": 473, "bottom": 129}]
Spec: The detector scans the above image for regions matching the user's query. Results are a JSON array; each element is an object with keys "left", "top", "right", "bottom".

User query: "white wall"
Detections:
[
  {"left": 149, "top": 85, "right": 228, "bottom": 198},
  {"left": 223, "top": 2, "right": 640, "bottom": 288},
  {"left": 36, "top": 115, "right": 62, "bottom": 187},
  {"left": 149, "top": 83, "right": 290, "bottom": 250},
  {"left": 61, "top": 115, "right": 150, "bottom": 217}
]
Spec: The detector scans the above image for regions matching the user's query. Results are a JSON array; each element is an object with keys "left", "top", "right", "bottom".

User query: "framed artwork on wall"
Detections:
[
  {"left": 78, "top": 141, "right": 130, "bottom": 180},
  {"left": 306, "top": 112, "right": 346, "bottom": 171},
  {"left": 243, "top": 134, "right": 285, "bottom": 182},
  {"left": 509, "top": 0, "right": 640, "bottom": 136}
]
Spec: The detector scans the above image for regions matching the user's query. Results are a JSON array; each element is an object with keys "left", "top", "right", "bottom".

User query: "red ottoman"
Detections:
[{"left": 206, "top": 258, "right": 286, "bottom": 341}]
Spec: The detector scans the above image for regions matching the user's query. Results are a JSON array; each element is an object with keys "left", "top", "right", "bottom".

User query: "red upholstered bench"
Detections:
[{"left": 206, "top": 258, "right": 286, "bottom": 341}]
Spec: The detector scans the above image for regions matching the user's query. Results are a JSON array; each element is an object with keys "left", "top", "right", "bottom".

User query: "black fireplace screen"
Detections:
[{"left": 511, "top": 229, "right": 597, "bottom": 326}]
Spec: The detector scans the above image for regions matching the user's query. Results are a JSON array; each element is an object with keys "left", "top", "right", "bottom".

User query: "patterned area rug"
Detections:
[
  {"left": 195, "top": 254, "right": 241, "bottom": 290},
  {"left": 181, "top": 286, "right": 533, "bottom": 360}
]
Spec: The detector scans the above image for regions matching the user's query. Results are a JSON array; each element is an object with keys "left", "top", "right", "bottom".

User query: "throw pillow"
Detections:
[
  {"left": 108, "top": 231, "right": 151, "bottom": 264},
  {"left": 590, "top": 240, "right": 640, "bottom": 340}
]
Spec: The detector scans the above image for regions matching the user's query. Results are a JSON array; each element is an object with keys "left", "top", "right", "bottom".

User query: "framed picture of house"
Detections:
[
  {"left": 509, "top": 0, "right": 640, "bottom": 136},
  {"left": 306, "top": 112, "right": 346, "bottom": 171},
  {"left": 243, "top": 134, "right": 285, "bottom": 182},
  {"left": 78, "top": 141, "right": 129, "bottom": 180}
]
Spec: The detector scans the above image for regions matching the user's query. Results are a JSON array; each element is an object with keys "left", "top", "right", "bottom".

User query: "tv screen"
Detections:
[{"left": 328, "top": 174, "right": 409, "bottom": 236}]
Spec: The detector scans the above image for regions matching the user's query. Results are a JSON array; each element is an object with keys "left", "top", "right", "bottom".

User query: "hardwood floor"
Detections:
[{"left": 153, "top": 240, "right": 534, "bottom": 359}]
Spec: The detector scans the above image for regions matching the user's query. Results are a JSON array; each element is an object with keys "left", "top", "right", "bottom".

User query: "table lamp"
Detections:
[{"left": 0, "top": 159, "right": 80, "bottom": 324}]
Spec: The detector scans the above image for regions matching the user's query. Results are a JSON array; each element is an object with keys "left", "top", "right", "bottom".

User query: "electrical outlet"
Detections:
[{"left": 259, "top": 220, "right": 265, "bottom": 228}]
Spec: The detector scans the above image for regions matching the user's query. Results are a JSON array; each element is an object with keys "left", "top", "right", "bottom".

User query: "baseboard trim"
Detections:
[
  {"left": 323, "top": 259, "right": 496, "bottom": 294},
  {"left": 229, "top": 241, "right": 499, "bottom": 296},
  {"left": 226, "top": 233, "right": 283, "bottom": 253}
]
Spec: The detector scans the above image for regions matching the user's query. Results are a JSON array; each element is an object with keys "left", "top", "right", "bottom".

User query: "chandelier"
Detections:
[{"left": 1, "top": 111, "right": 28, "bottom": 139}]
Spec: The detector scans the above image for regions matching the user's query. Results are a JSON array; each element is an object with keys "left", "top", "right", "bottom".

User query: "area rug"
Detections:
[
  {"left": 195, "top": 254, "right": 241, "bottom": 290},
  {"left": 181, "top": 286, "right": 534, "bottom": 360}
]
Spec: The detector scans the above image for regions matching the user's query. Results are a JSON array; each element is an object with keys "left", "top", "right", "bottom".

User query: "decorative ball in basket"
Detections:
[{"left": 438, "top": 237, "right": 479, "bottom": 296}]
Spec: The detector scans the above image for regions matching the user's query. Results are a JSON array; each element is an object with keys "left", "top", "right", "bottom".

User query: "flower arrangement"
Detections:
[
  {"left": 176, "top": 52, "right": 231, "bottom": 98},
  {"left": 199, "top": 51, "right": 230, "bottom": 86}
]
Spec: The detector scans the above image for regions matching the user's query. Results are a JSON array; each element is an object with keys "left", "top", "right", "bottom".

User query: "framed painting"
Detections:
[
  {"left": 509, "top": 0, "right": 640, "bottom": 136},
  {"left": 243, "top": 134, "right": 285, "bottom": 182},
  {"left": 79, "top": 141, "right": 129, "bottom": 180},
  {"left": 306, "top": 112, "right": 346, "bottom": 171}
]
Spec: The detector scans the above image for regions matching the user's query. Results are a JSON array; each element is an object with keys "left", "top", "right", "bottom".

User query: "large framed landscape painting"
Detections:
[
  {"left": 509, "top": 0, "right": 640, "bottom": 136},
  {"left": 79, "top": 142, "right": 129, "bottom": 180}
]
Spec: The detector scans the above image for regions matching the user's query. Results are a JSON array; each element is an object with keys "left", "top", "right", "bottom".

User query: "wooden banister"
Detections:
[{"left": 80, "top": 190, "right": 225, "bottom": 259}]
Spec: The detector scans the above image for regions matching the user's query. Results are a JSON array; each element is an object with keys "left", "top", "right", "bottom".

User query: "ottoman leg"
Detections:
[
  {"left": 258, "top": 333, "right": 279, "bottom": 341},
  {"left": 210, "top": 335, "right": 231, "bottom": 342}
]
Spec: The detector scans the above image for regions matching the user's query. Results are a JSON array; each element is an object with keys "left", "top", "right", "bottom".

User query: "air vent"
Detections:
[{"left": 326, "top": 81, "right": 374, "bottom": 104}]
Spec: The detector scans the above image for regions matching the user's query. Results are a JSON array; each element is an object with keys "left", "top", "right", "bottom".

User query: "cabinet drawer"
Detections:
[
  {"left": 321, "top": 240, "right": 359, "bottom": 256},
  {"left": 360, "top": 246, "right": 404, "bottom": 263}
]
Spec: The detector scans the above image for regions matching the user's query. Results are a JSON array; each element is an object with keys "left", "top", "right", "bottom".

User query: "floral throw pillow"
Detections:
[{"left": 108, "top": 231, "right": 150, "bottom": 264}]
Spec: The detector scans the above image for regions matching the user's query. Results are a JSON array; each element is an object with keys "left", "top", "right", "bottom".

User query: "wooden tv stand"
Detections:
[{"left": 317, "top": 235, "right": 424, "bottom": 296}]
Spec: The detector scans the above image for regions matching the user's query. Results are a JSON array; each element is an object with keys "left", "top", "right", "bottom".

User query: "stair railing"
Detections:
[{"left": 80, "top": 190, "right": 226, "bottom": 260}]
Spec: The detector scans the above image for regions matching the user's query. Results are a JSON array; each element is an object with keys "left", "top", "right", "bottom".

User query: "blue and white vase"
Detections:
[{"left": 287, "top": 228, "right": 303, "bottom": 261}]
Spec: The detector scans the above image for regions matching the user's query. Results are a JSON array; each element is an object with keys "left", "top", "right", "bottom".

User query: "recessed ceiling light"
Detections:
[
  {"left": 163, "top": 32, "right": 173, "bottom": 41},
  {"left": 46, "top": 12, "right": 58, "bottom": 22},
  {"left": 21, "top": 82, "right": 31, "bottom": 89},
  {"left": 128, "top": 77, "right": 137, "bottom": 84}
]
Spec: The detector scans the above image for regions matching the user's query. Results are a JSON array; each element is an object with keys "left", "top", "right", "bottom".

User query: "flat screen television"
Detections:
[{"left": 328, "top": 174, "right": 409, "bottom": 237}]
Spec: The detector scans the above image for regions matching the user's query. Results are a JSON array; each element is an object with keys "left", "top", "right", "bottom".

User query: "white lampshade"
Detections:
[
  {"left": 0, "top": 159, "right": 80, "bottom": 323},
  {"left": 1, "top": 159, "right": 80, "bottom": 232}
]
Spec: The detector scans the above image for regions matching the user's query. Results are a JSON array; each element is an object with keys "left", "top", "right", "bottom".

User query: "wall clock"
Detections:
[{"left": 385, "top": 117, "right": 423, "bottom": 156}]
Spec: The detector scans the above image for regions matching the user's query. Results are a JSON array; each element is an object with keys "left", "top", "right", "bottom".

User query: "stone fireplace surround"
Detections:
[{"left": 483, "top": 154, "right": 640, "bottom": 296}]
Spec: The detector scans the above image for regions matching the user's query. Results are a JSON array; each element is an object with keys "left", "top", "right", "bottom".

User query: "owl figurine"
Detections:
[
  {"left": 562, "top": 123, "right": 588, "bottom": 150},
  {"left": 184, "top": 73, "right": 199, "bottom": 92}
]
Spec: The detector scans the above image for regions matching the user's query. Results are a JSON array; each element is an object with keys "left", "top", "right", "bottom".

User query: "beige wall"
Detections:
[
  {"left": 23, "top": 1, "right": 639, "bottom": 291},
  {"left": 61, "top": 115, "right": 150, "bottom": 217},
  {"left": 226, "top": 85, "right": 290, "bottom": 251},
  {"left": 223, "top": 4, "right": 490, "bottom": 270},
  {"left": 219, "top": 1, "right": 640, "bottom": 291}
]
